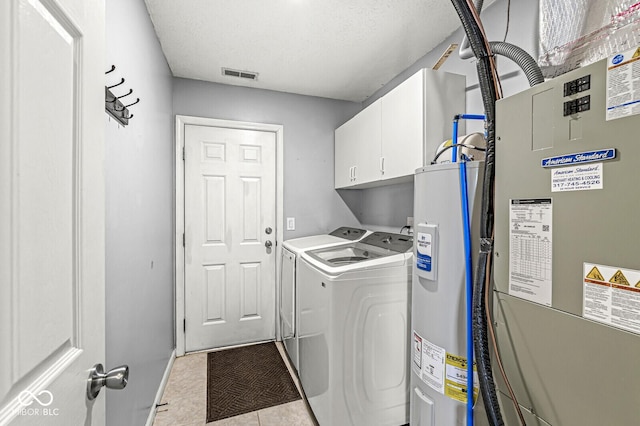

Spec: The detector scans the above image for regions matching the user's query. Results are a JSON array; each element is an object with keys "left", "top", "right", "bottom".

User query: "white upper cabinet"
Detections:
[
  {"left": 335, "top": 99, "right": 382, "bottom": 187},
  {"left": 335, "top": 69, "right": 466, "bottom": 189}
]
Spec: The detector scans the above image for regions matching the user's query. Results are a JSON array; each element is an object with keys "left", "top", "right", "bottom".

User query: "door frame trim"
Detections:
[{"left": 174, "top": 115, "right": 284, "bottom": 356}]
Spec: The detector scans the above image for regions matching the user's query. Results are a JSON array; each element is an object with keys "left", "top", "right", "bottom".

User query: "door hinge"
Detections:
[
  {"left": 182, "top": 233, "right": 185, "bottom": 247},
  {"left": 182, "top": 147, "right": 185, "bottom": 160},
  {"left": 183, "top": 318, "right": 186, "bottom": 332}
]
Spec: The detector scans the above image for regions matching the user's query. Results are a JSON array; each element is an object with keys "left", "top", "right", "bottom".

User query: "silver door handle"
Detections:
[
  {"left": 265, "top": 227, "right": 272, "bottom": 235},
  {"left": 87, "top": 363, "right": 129, "bottom": 400},
  {"left": 265, "top": 240, "right": 273, "bottom": 249}
]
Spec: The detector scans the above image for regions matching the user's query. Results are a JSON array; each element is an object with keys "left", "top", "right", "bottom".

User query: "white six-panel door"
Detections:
[
  {"left": 184, "top": 124, "right": 277, "bottom": 352},
  {"left": 0, "top": 0, "right": 106, "bottom": 424}
]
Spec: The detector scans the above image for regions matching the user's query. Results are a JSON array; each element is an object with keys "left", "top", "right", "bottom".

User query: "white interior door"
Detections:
[
  {"left": 184, "top": 124, "right": 277, "bottom": 352},
  {"left": 0, "top": 0, "right": 106, "bottom": 425}
]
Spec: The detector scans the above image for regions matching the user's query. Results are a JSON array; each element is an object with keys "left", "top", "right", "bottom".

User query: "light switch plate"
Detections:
[{"left": 286, "top": 217, "right": 295, "bottom": 231}]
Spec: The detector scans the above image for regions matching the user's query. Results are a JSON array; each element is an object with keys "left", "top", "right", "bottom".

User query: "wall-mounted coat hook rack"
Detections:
[
  {"left": 107, "top": 77, "right": 125, "bottom": 89},
  {"left": 117, "top": 98, "right": 140, "bottom": 111},
  {"left": 105, "top": 65, "right": 140, "bottom": 126},
  {"left": 111, "top": 88, "right": 133, "bottom": 102}
]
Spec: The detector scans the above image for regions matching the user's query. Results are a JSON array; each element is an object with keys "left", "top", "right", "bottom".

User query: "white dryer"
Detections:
[
  {"left": 280, "top": 227, "right": 368, "bottom": 373},
  {"left": 297, "top": 232, "right": 413, "bottom": 426}
]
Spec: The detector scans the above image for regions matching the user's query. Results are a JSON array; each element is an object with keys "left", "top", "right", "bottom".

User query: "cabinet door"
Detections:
[
  {"left": 335, "top": 118, "right": 357, "bottom": 188},
  {"left": 381, "top": 69, "right": 425, "bottom": 180},
  {"left": 353, "top": 99, "right": 382, "bottom": 185},
  {"left": 335, "top": 99, "right": 382, "bottom": 188}
]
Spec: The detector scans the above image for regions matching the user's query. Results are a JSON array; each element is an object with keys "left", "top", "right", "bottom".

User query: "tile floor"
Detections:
[{"left": 153, "top": 342, "right": 316, "bottom": 426}]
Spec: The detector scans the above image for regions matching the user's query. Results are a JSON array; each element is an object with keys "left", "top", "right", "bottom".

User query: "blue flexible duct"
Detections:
[{"left": 452, "top": 113, "right": 486, "bottom": 426}]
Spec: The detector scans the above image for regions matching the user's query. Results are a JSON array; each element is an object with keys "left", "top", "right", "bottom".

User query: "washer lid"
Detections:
[
  {"left": 358, "top": 232, "right": 413, "bottom": 253},
  {"left": 305, "top": 232, "right": 413, "bottom": 268},
  {"left": 308, "top": 245, "right": 384, "bottom": 266},
  {"left": 328, "top": 226, "right": 368, "bottom": 240}
]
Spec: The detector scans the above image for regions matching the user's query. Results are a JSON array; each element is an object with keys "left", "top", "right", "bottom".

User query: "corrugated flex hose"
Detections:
[
  {"left": 449, "top": 0, "right": 504, "bottom": 425},
  {"left": 489, "top": 41, "right": 544, "bottom": 86},
  {"left": 459, "top": 0, "right": 485, "bottom": 59}
]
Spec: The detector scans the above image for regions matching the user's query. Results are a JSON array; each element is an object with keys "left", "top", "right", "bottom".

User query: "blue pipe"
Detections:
[
  {"left": 452, "top": 113, "right": 485, "bottom": 426},
  {"left": 451, "top": 119, "right": 460, "bottom": 163},
  {"left": 451, "top": 114, "right": 485, "bottom": 163}
]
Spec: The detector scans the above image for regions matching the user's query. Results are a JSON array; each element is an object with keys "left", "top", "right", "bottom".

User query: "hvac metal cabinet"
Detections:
[{"left": 493, "top": 59, "right": 640, "bottom": 426}]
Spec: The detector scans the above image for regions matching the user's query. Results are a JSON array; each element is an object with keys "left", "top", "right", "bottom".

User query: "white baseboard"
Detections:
[{"left": 145, "top": 349, "right": 176, "bottom": 426}]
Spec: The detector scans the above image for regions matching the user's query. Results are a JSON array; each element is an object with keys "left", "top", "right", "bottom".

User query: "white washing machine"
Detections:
[
  {"left": 280, "top": 227, "right": 368, "bottom": 373},
  {"left": 297, "top": 232, "right": 413, "bottom": 426}
]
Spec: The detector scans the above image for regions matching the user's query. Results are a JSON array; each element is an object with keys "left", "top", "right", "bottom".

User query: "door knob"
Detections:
[
  {"left": 87, "top": 363, "right": 129, "bottom": 400},
  {"left": 265, "top": 240, "right": 273, "bottom": 249},
  {"left": 265, "top": 227, "right": 272, "bottom": 235}
]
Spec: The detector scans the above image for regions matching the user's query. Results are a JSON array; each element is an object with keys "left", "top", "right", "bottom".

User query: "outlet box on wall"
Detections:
[{"left": 407, "top": 216, "right": 414, "bottom": 226}]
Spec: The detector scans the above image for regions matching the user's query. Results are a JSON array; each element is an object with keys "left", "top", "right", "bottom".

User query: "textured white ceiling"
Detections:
[{"left": 144, "top": 0, "right": 467, "bottom": 102}]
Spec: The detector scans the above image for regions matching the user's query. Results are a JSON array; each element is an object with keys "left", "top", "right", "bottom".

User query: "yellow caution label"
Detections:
[
  {"left": 586, "top": 266, "right": 605, "bottom": 281},
  {"left": 444, "top": 353, "right": 478, "bottom": 404},
  {"left": 636, "top": 281, "right": 640, "bottom": 288},
  {"left": 633, "top": 47, "right": 640, "bottom": 59},
  {"left": 610, "top": 270, "right": 630, "bottom": 285}
]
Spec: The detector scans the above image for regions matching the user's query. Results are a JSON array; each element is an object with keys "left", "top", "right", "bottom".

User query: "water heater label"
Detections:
[
  {"left": 444, "top": 354, "right": 479, "bottom": 404},
  {"left": 416, "top": 232, "right": 432, "bottom": 271},
  {"left": 607, "top": 46, "right": 640, "bottom": 121},
  {"left": 509, "top": 199, "right": 553, "bottom": 306},
  {"left": 583, "top": 263, "right": 640, "bottom": 335},
  {"left": 419, "top": 337, "right": 445, "bottom": 395},
  {"left": 413, "top": 332, "right": 422, "bottom": 369}
]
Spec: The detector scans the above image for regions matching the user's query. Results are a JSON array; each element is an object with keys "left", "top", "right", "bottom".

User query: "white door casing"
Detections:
[
  {"left": 0, "top": 0, "right": 105, "bottom": 425},
  {"left": 176, "top": 117, "right": 284, "bottom": 354}
]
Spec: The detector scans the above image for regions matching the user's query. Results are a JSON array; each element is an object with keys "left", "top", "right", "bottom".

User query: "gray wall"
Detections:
[
  {"left": 173, "top": 79, "right": 362, "bottom": 239},
  {"left": 105, "top": 0, "right": 174, "bottom": 425},
  {"left": 171, "top": 0, "right": 539, "bottom": 236},
  {"left": 366, "top": 0, "right": 539, "bottom": 124},
  {"left": 353, "top": 0, "right": 539, "bottom": 230}
]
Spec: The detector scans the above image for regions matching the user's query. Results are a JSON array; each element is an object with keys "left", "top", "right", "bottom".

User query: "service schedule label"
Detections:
[{"left": 509, "top": 199, "right": 553, "bottom": 306}]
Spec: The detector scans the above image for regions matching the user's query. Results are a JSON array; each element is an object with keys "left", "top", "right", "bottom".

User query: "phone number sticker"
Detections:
[{"left": 551, "top": 163, "right": 603, "bottom": 192}]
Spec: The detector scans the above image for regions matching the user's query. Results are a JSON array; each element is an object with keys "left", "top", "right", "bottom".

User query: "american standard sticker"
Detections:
[
  {"left": 541, "top": 149, "right": 616, "bottom": 168},
  {"left": 551, "top": 163, "right": 603, "bottom": 192}
]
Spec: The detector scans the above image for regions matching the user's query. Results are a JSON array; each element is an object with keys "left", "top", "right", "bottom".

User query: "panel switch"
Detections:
[
  {"left": 286, "top": 217, "right": 295, "bottom": 231},
  {"left": 563, "top": 74, "right": 591, "bottom": 96},
  {"left": 563, "top": 95, "right": 591, "bottom": 116}
]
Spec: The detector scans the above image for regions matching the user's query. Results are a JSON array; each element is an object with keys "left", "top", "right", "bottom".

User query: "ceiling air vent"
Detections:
[{"left": 222, "top": 67, "right": 259, "bottom": 81}]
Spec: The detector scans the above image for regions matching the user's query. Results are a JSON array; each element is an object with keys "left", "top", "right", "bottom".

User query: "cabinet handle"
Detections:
[
  {"left": 380, "top": 157, "right": 385, "bottom": 174},
  {"left": 353, "top": 166, "right": 357, "bottom": 181},
  {"left": 349, "top": 166, "right": 354, "bottom": 181}
]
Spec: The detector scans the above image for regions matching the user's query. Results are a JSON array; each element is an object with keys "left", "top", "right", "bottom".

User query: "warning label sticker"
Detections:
[
  {"left": 418, "top": 337, "right": 446, "bottom": 394},
  {"left": 606, "top": 46, "right": 640, "bottom": 121},
  {"left": 610, "top": 270, "right": 630, "bottom": 285},
  {"left": 583, "top": 263, "right": 640, "bottom": 334},
  {"left": 413, "top": 332, "right": 422, "bottom": 369},
  {"left": 444, "top": 353, "right": 479, "bottom": 404},
  {"left": 586, "top": 266, "right": 605, "bottom": 281}
]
